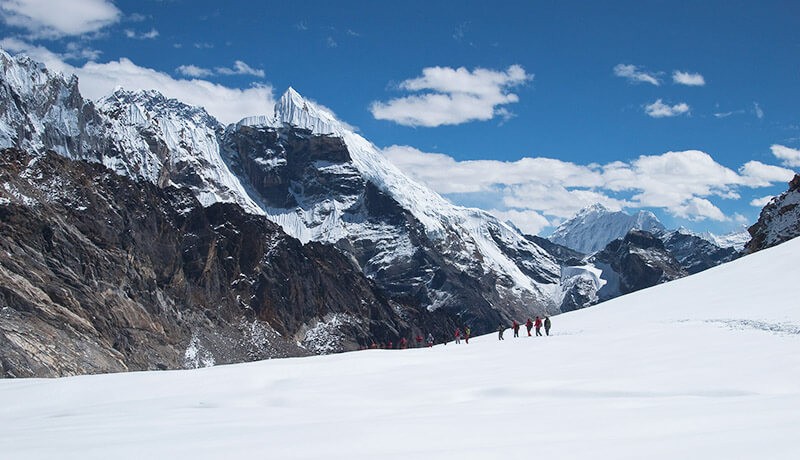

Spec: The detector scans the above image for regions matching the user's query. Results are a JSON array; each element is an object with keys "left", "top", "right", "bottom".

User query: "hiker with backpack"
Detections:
[
  {"left": 454, "top": 328, "right": 462, "bottom": 344},
  {"left": 426, "top": 333, "right": 434, "bottom": 347},
  {"left": 512, "top": 320, "right": 520, "bottom": 337},
  {"left": 525, "top": 318, "right": 533, "bottom": 336},
  {"left": 497, "top": 324, "right": 505, "bottom": 340},
  {"left": 465, "top": 326, "right": 471, "bottom": 344},
  {"left": 544, "top": 316, "right": 552, "bottom": 336}
]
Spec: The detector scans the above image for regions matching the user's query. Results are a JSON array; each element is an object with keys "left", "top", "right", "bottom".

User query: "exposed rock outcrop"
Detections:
[
  {"left": 592, "top": 230, "right": 687, "bottom": 301},
  {"left": 745, "top": 174, "right": 800, "bottom": 253},
  {"left": 0, "top": 149, "right": 428, "bottom": 377}
]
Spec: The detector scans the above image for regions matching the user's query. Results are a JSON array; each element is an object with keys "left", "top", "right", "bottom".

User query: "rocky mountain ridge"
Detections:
[{"left": 0, "top": 148, "right": 446, "bottom": 377}]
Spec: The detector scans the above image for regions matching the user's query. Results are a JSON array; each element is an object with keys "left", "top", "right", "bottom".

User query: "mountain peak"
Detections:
[
  {"left": 273, "top": 87, "right": 345, "bottom": 136},
  {"left": 550, "top": 205, "right": 665, "bottom": 254}
]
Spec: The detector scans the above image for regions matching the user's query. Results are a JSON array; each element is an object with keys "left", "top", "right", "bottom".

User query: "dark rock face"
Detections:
[
  {"left": 222, "top": 124, "right": 549, "bottom": 334},
  {"left": 592, "top": 230, "right": 687, "bottom": 300},
  {"left": 0, "top": 149, "right": 424, "bottom": 377},
  {"left": 746, "top": 174, "right": 800, "bottom": 253},
  {"left": 661, "top": 231, "right": 740, "bottom": 274}
]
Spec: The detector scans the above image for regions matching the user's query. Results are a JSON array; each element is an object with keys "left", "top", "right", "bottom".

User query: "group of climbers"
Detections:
[
  {"left": 500, "top": 316, "right": 551, "bottom": 340},
  {"left": 363, "top": 316, "right": 552, "bottom": 349}
]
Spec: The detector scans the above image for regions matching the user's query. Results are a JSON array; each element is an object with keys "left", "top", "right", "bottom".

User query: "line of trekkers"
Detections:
[
  {"left": 363, "top": 316, "right": 552, "bottom": 349},
  {"left": 499, "top": 316, "right": 551, "bottom": 340}
]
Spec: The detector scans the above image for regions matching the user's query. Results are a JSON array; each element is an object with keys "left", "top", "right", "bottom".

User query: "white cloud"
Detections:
[
  {"left": 215, "top": 60, "right": 265, "bottom": 78},
  {"left": 0, "top": 0, "right": 120, "bottom": 38},
  {"left": 370, "top": 65, "right": 532, "bottom": 127},
  {"left": 770, "top": 144, "right": 800, "bottom": 167},
  {"left": 383, "top": 145, "right": 793, "bottom": 230},
  {"left": 750, "top": 196, "right": 774, "bottom": 207},
  {"left": 124, "top": 28, "right": 159, "bottom": 40},
  {"left": 645, "top": 99, "right": 690, "bottom": 118},
  {"left": 672, "top": 197, "right": 726, "bottom": 221},
  {"left": 738, "top": 160, "right": 797, "bottom": 187},
  {"left": 753, "top": 102, "right": 764, "bottom": 119},
  {"left": 613, "top": 64, "right": 660, "bottom": 86},
  {"left": 1, "top": 39, "right": 275, "bottom": 125},
  {"left": 672, "top": 71, "right": 705, "bottom": 86},
  {"left": 488, "top": 209, "right": 550, "bottom": 236},
  {"left": 176, "top": 64, "right": 214, "bottom": 78},
  {"left": 174, "top": 61, "right": 266, "bottom": 79}
]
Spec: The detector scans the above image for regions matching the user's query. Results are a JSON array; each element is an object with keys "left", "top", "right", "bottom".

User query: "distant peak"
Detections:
[
  {"left": 274, "top": 87, "right": 344, "bottom": 135},
  {"left": 576, "top": 203, "right": 611, "bottom": 216}
]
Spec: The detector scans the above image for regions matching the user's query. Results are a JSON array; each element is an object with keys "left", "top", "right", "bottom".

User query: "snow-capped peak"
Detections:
[
  {"left": 272, "top": 86, "right": 346, "bottom": 136},
  {"left": 549, "top": 204, "right": 665, "bottom": 254}
]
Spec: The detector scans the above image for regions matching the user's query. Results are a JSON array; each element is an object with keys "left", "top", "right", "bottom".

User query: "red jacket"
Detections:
[{"left": 534, "top": 318, "right": 543, "bottom": 328}]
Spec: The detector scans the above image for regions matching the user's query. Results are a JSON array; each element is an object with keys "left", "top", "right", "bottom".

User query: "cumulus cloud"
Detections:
[
  {"left": 1, "top": 39, "right": 275, "bottom": 125},
  {"left": 770, "top": 144, "right": 800, "bottom": 167},
  {"left": 124, "top": 28, "right": 159, "bottom": 40},
  {"left": 613, "top": 64, "right": 660, "bottom": 86},
  {"left": 383, "top": 145, "right": 795, "bottom": 230},
  {"left": 215, "top": 60, "right": 265, "bottom": 78},
  {"left": 739, "top": 160, "right": 797, "bottom": 187},
  {"left": 672, "top": 70, "right": 705, "bottom": 86},
  {"left": 370, "top": 65, "right": 532, "bottom": 127},
  {"left": 0, "top": 0, "right": 120, "bottom": 38},
  {"left": 645, "top": 99, "right": 690, "bottom": 118}
]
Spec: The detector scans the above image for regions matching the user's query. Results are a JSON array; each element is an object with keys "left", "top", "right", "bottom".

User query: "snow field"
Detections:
[{"left": 1, "top": 238, "right": 799, "bottom": 459}]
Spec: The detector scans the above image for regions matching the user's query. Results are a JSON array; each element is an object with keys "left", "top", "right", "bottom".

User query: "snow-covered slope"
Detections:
[
  {"left": 550, "top": 203, "right": 665, "bottom": 254},
  {"left": 2, "top": 236, "right": 798, "bottom": 460}
]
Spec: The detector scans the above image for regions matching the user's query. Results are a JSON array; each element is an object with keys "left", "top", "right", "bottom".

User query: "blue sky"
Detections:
[{"left": 1, "top": 0, "right": 798, "bottom": 236}]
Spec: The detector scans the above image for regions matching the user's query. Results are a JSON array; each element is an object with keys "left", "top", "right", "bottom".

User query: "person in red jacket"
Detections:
[
  {"left": 454, "top": 328, "right": 462, "bottom": 344},
  {"left": 400, "top": 337, "right": 408, "bottom": 349},
  {"left": 534, "top": 316, "right": 543, "bottom": 336},
  {"left": 525, "top": 318, "right": 533, "bottom": 336},
  {"left": 415, "top": 335, "right": 423, "bottom": 348},
  {"left": 512, "top": 320, "right": 520, "bottom": 337}
]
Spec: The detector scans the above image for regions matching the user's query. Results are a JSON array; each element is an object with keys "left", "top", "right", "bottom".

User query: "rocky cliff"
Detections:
[
  {"left": 592, "top": 230, "right": 687, "bottom": 301},
  {"left": 0, "top": 149, "right": 432, "bottom": 377},
  {"left": 746, "top": 174, "right": 800, "bottom": 253}
]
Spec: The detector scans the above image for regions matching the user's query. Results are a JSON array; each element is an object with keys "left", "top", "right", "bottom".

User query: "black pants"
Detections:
[
  {"left": 535, "top": 327, "right": 542, "bottom": 336},
  {"left": 545, "top": 327, "right": 550, "bottom": 336}
]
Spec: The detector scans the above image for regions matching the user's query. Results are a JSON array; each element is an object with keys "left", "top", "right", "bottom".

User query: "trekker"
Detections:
[
  {"left": 512, "top": 320, "right": 520, "bottom": 337},
  {"left": 415, "top": 335, "right": 423, "bottom": 348},
  {"left": 497, "top": 324, "right": 505, "bottom": 340},
  {"left": 534, "top": 316, "right": 543, "bottom": 336},
  {"left": 544, "top": 316, "right": 552, "bottom": 336},
  {"left": 454, "top": 328, "right": 462, "bottom": 344},
  {"left": 525, "top": 318, "right": 533, "bottom": 336},
  {"left": 400, "top": 337, "right": 408, "bottom": 349},
  {"left": 465, "top": 326, "right": 471, "bottom": 344},
  {"left": 426, "top": 333, "right": 434, "bottom": 347}
]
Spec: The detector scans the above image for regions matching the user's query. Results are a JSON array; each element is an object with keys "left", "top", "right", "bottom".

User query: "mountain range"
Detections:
[{"left": 1, "top": 48, "right": 798, "bottom": 377}]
